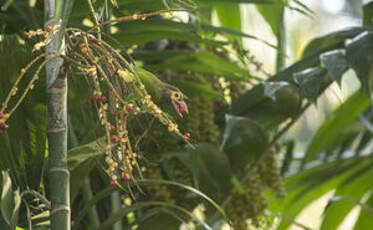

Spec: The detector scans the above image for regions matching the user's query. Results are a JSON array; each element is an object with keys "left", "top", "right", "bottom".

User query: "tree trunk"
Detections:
[{"left": 44, "top": 0, "right": 70, "bottom": 229}]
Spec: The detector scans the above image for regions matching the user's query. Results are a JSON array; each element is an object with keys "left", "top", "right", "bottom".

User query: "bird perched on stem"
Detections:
[{"left": 119, "top": 67, "right": 189, "bottom": 118}]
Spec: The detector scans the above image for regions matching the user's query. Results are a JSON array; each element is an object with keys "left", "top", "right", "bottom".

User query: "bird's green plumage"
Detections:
[
  {"left": 134, "top": 67, "right": 187, "bottom": 119},
  {"left": 135, "top": 67, "right": 164, "bottom": 103}
]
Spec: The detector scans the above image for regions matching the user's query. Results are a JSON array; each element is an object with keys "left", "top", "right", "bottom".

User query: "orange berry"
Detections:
[
  {"left": 45, "top": 25, "right": 51, "bottom": 32},
  {"left": 125, "top": 104, "right": 133, "bottom": 112}
]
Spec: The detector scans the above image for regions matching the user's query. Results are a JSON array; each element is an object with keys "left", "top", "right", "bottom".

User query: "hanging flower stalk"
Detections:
[{"left": 0, "top": 9, "right": 193, "bottom": 193}]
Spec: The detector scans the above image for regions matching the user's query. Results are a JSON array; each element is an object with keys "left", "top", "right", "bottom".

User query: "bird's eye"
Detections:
[{"left": 171, "top": 92, "right": 181, "bottom": 100}]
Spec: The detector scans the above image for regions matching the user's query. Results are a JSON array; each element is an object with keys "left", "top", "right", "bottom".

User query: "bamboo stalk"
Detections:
[{"left": 45, "top": 0, "right": 70, "bottom": 229}]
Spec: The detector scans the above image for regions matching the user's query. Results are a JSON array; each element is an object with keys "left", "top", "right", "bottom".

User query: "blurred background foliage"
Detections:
[{"left": 0, "top": 0, "right": 373, "bottom": 229}]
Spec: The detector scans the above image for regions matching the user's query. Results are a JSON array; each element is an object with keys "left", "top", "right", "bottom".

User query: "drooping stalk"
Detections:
[{"left": 45, "top": 0, "right": 70, "bottom": 229}]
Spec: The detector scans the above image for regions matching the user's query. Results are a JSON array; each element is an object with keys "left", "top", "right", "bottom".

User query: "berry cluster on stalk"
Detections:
[{"left": 0, "top": 10, "right": 192, "bottom": 196}]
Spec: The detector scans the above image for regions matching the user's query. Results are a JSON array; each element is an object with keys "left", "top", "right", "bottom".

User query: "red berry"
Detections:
[
  {"left": 111, "top": 135, "right": 118, "bottom": 142},
  {"left": 0, "top": 123, "right": 7, "bottom": 129},
  {"left": 0, "top": 113, "right": 3, "bottom": 119},
  {"left": 93, "top": 95, "right": 100, "bottom": 101},
  {"left": 110, "top": 111, "right": 117, "bottom": 117},
  {"left": 123, "top": 175, "right": 131, "bottom": 182},
  {"left": 123, "top": 150, "right": 129, "bottom": 156},
  {"left": 125, "top": 104, "right": 133, "bottom": 112},
  {"left": 79, "top": 43, "right": 88, "bottom": 54},
  {"left": 184, "top": 132, "right": 191, "bottom": 139},
  {"left": 45, "top": 25, "right": 51, "bottom": 32},
  {"left": 110, "top": 125, "right": 115, "bottom": 131},
  {"left": 110, "top": 180, "right": 117, "bottom": 187},
  {"left": 100, "top": 96, "right": 107, "bottom": 103}
]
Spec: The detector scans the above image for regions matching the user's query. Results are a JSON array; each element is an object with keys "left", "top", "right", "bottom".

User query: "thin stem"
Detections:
[
  {"left": 21, "top": 189, "right": 52, "bottom": 210},
  {"left": 87, "top": 0, "right": 102, "bottom": 40},
  {"left": 275, "top": 7, "right": 286, "bottom": 72},
  {"left": 0, "top": 52, "right": 57, "bottom": 114},
  {"left": 9, "top": 56, "right": 59, "bottom": 116},
  {"left": 88, "top": 9, "right": 189, "bottom": 32}
]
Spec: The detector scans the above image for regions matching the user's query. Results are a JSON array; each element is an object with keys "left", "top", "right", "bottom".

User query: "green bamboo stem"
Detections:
[{"left": 45, "top": 1, "right": 70, "bottom": 229}]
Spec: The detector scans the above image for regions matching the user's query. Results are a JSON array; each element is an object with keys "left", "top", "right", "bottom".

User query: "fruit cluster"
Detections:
[
  {"left": 260, "top": 151, "right": 287, "bottom": 198},
  {"left": 183, "top": 75, "right": 220, "bottom": 143},
  {"left": 0, "top": 11, "right": 192, "bottom": 195},
  {"left": 0, "top": 113, "right": 9, "bottom": 136},
  {"left": 226, "top": 150, "right": 286, "bottom": 229}
]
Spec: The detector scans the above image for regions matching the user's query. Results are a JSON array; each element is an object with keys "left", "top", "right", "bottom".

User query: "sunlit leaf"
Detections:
[
  {"left": 302, "top": 90, "right": 371, "bottom": 166},
  {"left": 320, "top": 166, "right": 373, "bottom": 230},
  {"left": 215, "top": 4, "right": 242, "bottom": 43},
  {"left": 256, "top": 3, "right": 283, "bottom": 37},
  {"left": 269, "top": 156, "right": 373, "bottom": 230},
  {"left": 354, "top": 192, "right": 373, "bottom": 229}
]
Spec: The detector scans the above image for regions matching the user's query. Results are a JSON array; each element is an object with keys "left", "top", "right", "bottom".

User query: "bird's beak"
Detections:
[{"left": 172, "top": 100, "right": 189, "bottom": 118}]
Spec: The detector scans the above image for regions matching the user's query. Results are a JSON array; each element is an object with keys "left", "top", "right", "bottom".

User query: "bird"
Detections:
[{"left": 119, "top": 67, "right": 189, "bottom": 118}]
